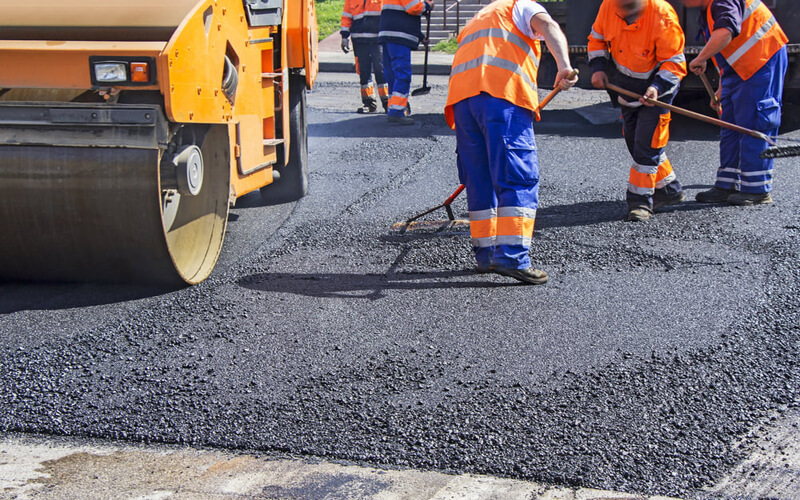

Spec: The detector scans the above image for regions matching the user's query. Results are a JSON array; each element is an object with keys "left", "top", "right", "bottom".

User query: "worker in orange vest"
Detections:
[
  {"left": 379, "top": 0, "right": 434, "bottom": 125},
  {"left": 588, "top": 0, "right": 688, "bottom": 222},
  {"left": 341, "top": 0, "right": 389, "bottom": 113},
  {"left": 679, "top": 0, "right": 788, "bottom": 206},
  {"left": 444, "top": 0, "right": 577, "bottom": 285}
]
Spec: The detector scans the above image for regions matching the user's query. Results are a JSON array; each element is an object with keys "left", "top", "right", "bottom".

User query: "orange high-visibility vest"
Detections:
[
  {"left": 707, "top": 0, "right": 787, "bottom": 81},
  {"left": 587, "top": 0, "right": 686, "bottom": 86},
  {"left": 444, "top": 0, "right": 541, "bottom": 129}
]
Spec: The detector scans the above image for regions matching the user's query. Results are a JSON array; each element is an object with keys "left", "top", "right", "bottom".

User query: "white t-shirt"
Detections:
[{"left": 512, "top": 0, "right": 548, "bottom": 40}]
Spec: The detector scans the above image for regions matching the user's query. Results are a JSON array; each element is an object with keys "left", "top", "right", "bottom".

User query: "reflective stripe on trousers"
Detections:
[
  {"left": 353, "top": 42, "right": 386, "bottom": 105},
  {"left": 453, "top": 93, "right": 539, "bottom": 270},
  {"left": 716, "top": 47, "right": 787, "bottom": 194},
  {"left": 382, "top": 42, "right": 412, "bottom": 117},
  {"left": 622, "top": 89, "right": 682, "bottom": 201}
]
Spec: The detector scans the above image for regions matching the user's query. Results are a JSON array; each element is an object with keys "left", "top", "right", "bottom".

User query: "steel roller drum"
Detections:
[{"left": 0, "top": 106, "right": 230, "bottom": 285}]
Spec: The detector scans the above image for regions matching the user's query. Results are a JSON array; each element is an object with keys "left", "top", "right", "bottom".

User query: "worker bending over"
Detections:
[
  {"left": 445, "top": 0, "right": 577, "bottom": 285},
  {"left": 378, "top": 0, "right": 434, "bottom": 125},
  {"left": 341, "top": 0, "right": 389, "bottom": 113},
  {"left": 680, "top": 0, "right": 788, "bottom": 206},
  {"left": 588, "top": 0, "right": 688, "bottom": 222}
]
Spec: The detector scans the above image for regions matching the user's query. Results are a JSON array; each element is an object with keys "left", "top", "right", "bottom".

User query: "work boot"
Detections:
[
  {"left": 475, "top": 264, "right": 494, "bottom": 274},
  {"left": 492, "top": 266, "right": 548, "bottom": 285},
  {"left": 626, "top": 206, "right": 652, "bottom": 222},
  {"left": 728, "top": 191, "right": 773, "bottom": 206},
  {"left": 696, "top": 187, "right": 737, "bottom": 203},
  {"left": 652, "top": 189, "right": 685, "bottom": 211},
  {"left": 405, "top": 103, "right": 412, "bottom": 116},
  {"left": 381, "top": 98, "right": 389, "bottom": 114},
  {"left": 388, "top": 115, "right": 414, "bottom": 125},
  {"left": 357, "top": 100, "right": 378, "bottom": 114}
]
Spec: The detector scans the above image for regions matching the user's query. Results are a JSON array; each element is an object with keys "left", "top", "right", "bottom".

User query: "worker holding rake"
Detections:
[
  {"left": 588, "top": 0, "right": 688, "bottom": 222},
  {"left": 679, "top": 0, "right": 788, "bottom": 206},
  {"left": 444, "top": 0, "right": 577, "bottom": 285}
]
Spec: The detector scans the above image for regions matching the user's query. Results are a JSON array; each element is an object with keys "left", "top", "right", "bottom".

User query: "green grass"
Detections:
[
  {"left": 316, "top": 0, "right": 346, "bottom": 41},
  {"left": 432, "top": 37, "right": 458, "bottom": 54}
]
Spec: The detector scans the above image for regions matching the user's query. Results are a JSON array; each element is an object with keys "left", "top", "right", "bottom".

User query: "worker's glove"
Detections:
[
  {"left": 640, "top": 86, "right": 658, "bottom": 107},
  {"left": 711, "top": 86, "right": 722, "bottom": 115},
  {"left": 424, "top": 0, "right": 434, "bottom": 14},
  {"left": 341, "top": 37, "right": 351, "bottom": 54},
  {"left": 591, "top": 71, "right": 609, "bottom": 90}
]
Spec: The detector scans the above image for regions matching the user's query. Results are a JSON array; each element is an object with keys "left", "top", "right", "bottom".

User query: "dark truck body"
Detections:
[{"left": 538, "top": 0, "right": 800, "bottom": 102}]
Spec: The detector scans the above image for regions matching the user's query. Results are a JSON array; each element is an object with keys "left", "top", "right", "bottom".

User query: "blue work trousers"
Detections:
[
  {"left": 716, "top": 47, "right": 787, "bottom": 194},
  {"left": 382, "top": 42, "right": 412, "bottom": 117},
  {"left": 454, "top": 93, "right": 539, "bottom": 270}
]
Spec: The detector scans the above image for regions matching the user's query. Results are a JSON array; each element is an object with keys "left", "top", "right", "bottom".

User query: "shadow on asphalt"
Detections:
[
  {"left": 309, "top": 113, "right": 449, "bottom": 138},
  {"left": 534, "top": 199, "right": 717, "bottom": 229},
  {"left": 0, "top": 283, "right": 175, "bottom": 314},
  {"left": 238, "top": 270, "right": 516, "bottom": 299}
]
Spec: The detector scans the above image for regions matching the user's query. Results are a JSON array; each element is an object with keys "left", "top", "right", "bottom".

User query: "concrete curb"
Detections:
[{"left": 319, "top": 50, "right": 454, "bottom": 75}]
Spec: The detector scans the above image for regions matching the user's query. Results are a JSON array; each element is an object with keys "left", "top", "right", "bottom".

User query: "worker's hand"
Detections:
[
  {"left": 711, "top": 86, "right": 722, "bottom": 114},
  {"left": 555, "top": 67, "right": 578, "bottom": 91},
  {"left": 689, "top": 57, "right": 707, "bottom": 75},
  {"left": 341, "top": 37, "right": 351, "bottom": 54},
  {"left": 591, "top": 71, "right": 609, "bottom": 90},
  {"left": 640, "top": 86, "right": 658, "bottom": 106}
]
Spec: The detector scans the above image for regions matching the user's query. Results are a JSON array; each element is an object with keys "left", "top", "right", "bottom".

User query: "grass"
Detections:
[
  {"left": 432, "top": 37, "right": 458, "bottom": 54},
  {"left": 316, "top": 0, "right": 346, "bottom": 41}
]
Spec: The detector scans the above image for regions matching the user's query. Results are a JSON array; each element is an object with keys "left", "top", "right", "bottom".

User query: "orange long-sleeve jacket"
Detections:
[{"left": 588, "top": 0, "right": 687, "bottom": 95}]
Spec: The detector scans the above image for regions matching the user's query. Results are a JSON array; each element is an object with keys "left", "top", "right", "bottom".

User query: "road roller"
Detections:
[{"left": 0, "top": 0, "right": 318, "bottom": 285}]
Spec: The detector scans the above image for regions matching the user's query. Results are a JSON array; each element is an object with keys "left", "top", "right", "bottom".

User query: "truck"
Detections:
[
  {"left": 0, "top": 0, "right": 318, "bottom": 285},
  {"left": 537, "top": 0, "right": 799, "bottom": 101}
]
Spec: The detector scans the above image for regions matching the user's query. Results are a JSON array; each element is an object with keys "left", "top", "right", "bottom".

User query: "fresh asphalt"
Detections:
[{"left": 0, "top": 73, "right": 798, "bottom": 498}]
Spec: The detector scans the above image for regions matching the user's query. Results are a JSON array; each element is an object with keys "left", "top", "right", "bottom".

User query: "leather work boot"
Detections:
[
  {"left": 652, "top": 189, "right": 685, "bottom": 211},
  {"left": 475, "top": 264, "right": 494, "bottom": 274},
  {"left": 388, "top": 115, "right": 414, "bottom": 125},
  {"left": 696, "top": 187, "right": 737, "bottom": 203},
  {"left": 381, "top": 98, "right": 389, "bottom": 113},
  {"left": 492, "top": 266, "right": 549, "bottom": 285},
  {"left": 626, "top": 206, "right": 652, "bottom": 222},
  {"left": 728, "top": 191, "right": 773, "bottom": 206}
]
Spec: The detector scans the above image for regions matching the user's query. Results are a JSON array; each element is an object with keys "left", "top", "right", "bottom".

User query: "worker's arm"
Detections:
[
  {"left": 530, "top": 13, "right": 577, "bottom": 90},
  {"left": 689, "top": 28, "right": 733, "bottom": 75},
  {"left": 587, "top": 4, "right": 610, "bottom": 90},
  {"left": 643, "top": 12, "right": 687, "bottom": 106},
  {"left": 404, "top": 0, "right": 433, "bottom": 16},
  {"left": 340, "top": 0, "right": 352, "bottom": 53}
]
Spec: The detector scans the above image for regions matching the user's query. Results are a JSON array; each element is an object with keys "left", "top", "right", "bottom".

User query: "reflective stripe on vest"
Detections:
[
  {"left": 444, "top": 0, "right": 542, "bottom": 129},
  {"left": 708, "top": 0, "right": 787, "bottom": 80}
]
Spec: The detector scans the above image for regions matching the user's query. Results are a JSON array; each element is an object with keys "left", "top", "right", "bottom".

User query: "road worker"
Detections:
[
  {"left": 341, "top": 0, "right": 389, "bottom": 113},
  {"left": 588, "top": 0, "right": 688, "bottom": 222},
  {"left": 679, "top": 0, "right": 788, "bottom": 206},
  {"left": 444, "top": 0, "right": 577, "bottom": 285},
  {"left": 378, "top": 0, "right": 434, "bottom": 125}
]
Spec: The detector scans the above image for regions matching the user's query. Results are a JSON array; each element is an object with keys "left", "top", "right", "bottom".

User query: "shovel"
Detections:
[{"left": 411, "top": 13, "right": 432, "bottom": 97}]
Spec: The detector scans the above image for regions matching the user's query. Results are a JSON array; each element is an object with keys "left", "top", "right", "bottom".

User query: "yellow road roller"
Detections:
[{"left": 0, "top": 0, "right": 318, "bottom": 285}]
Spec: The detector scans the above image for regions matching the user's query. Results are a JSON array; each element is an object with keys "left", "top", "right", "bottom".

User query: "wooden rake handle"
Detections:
[
  {"left": 537, "top": 69, "right": 580, "bottom": 112},
  {"left": 605, "top": 83, "right": 776, "bottom": 146}
]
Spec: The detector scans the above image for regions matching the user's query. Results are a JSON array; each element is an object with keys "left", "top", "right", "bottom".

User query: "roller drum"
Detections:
[{"left": 0, "top": 103, "right": 230, "bottom": 285}]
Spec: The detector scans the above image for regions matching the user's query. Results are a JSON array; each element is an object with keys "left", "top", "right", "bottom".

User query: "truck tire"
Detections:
[{"left": 261, "top": 73, "right": 308, "bottom": 203}]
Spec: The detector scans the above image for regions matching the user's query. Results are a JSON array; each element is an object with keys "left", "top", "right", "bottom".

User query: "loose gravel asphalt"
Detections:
[{"left": 0, "top": 73, "right": 798, "bottom": 498}]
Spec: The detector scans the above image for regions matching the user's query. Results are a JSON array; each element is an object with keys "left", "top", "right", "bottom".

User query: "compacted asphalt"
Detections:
[{"left": 0, "top": 73, "right": 798, "bottom": 498}]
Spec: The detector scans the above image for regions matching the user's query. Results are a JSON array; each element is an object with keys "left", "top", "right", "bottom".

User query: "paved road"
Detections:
[{"left": 0, "top": 73, "right": 798, "bottom": 499}]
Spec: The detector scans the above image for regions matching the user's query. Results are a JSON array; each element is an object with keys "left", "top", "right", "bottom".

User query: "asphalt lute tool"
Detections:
[
  {"left": 606, "top": 83, "right": 800, "bottom": 159},
  {"left": 392, "top": 70, "right": 580, "bottom": 235}
]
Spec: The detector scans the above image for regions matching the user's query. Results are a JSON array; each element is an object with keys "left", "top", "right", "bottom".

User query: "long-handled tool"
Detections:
[
  {"left": 606, "top": 83, "right": 800, "bottom": 159},
  {"left": 698, "top": 72, "right": 720, "bottom": 115},
  {"left": 392, "top": 70, "right": 580, "bottom": 234},
  {"left": 411, "top": 13, "right": 432, "bottom": 97}
]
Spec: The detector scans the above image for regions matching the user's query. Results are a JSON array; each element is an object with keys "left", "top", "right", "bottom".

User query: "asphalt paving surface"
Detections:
[{"left": 1, "top": 73, "right": 799, "bottom": 498}]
